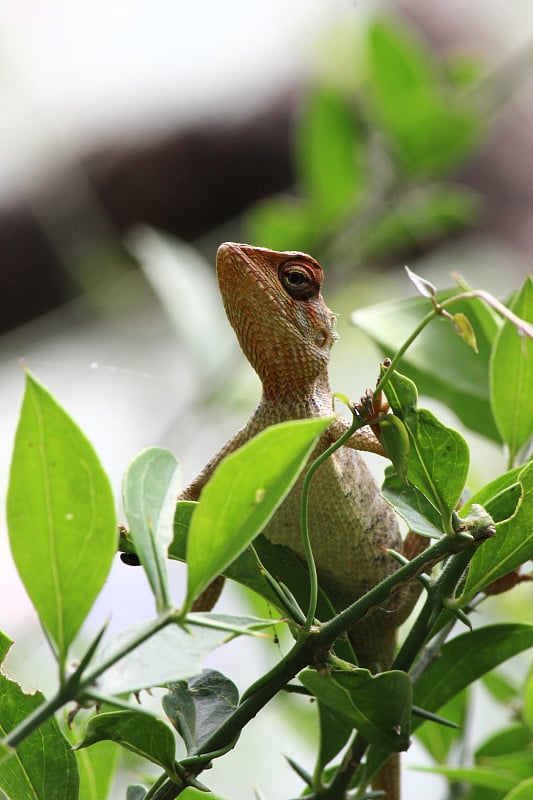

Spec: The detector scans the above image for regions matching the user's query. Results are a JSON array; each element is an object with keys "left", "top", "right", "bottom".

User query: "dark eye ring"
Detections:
[{"left": 279, "top": 262, "right": 318, "bottom": 300}]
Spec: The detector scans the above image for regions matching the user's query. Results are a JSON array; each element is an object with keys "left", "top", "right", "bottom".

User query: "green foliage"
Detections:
[
  {"left": 76, "top": 710, "right": 179, "bottom": 778},
  {"left": 300, "top": 667, "right": 412, "bottom": 752},
  {"left": 380, "top": 367, "right": 469, "bottom": 534},
  {"left": 458, "top": 461, "right": 533, "bottom": 603},
  {"left": 6, "top": 372, "right": 117, "bottom": 670},
  {"left": 1, "top": 249, "right": 532, "bottom": 797},
  {"left": 246, "top": 15, "right": 484, "bottom": 261},
  {"left": 184, "top": 417, "right": 333, "bottom": 608},
  {"left": 0, "top": 641, "right": 79, "bottom": 799},
  {"left": 123, "top": 447, "right": 182, "bottom": 611},
  {"left": 352, "top": 289, "right": 501, "bottom": 441},
  {"left": 490, "top": 276, "right": 533, "bottom": 464},
  {"left": 163, "top": 670, "right": 239, "bottom": 755}
]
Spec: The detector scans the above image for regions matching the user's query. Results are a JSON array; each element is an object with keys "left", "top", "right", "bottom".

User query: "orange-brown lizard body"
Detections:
[{"left": 181, "top": 243, "right": 419, "bottom": 798}]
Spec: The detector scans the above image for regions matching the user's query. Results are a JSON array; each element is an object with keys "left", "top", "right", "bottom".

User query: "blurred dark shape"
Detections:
[
  {"left": 1, "top": 5, "right": 533, "bottom": 335},
  {"left": 0, "top": 98, "right": 294, "bottom": 334}
]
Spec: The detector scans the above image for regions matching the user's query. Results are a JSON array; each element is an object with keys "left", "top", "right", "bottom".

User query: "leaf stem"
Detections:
[
  {"left": 4, "top": 609, "right": 177, "bottom": 749},
  {"left": 373, "top": 309, "right": 437, "bottom": 397},
  {"left": 150, "top": 531, "right": 484, "bottom": 799}
]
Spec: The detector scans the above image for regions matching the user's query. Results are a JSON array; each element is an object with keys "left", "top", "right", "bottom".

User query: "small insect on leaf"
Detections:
[
  {"left": 452, "top": 312, "right": 478, "bottom": 353},
  {"left": 405, "top": 266, "right": 436, "bottom": 299}
]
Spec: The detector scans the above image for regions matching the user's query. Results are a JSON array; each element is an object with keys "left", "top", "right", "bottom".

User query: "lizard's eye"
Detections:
[{"left": 279, "top": 261, "right": 320, "bottom": 300}]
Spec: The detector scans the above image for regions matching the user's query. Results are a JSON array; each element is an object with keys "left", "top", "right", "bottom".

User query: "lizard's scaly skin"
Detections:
[{"left": 181, "top": 243, "right": 420, "bottom": 798}]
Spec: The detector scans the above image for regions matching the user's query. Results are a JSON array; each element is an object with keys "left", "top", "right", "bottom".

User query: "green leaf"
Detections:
[
  {"left": 172, "top": 509, "right": 337, "bottom": 615},
  {"left": 482, "top": 671, "right": 520, "bottom": 705},
  {"left": 458, "top": 461, "right": 533, "bottom": 603},
  {"left": 352, "top": 291, "right": 501, "bottom": 441},
  {"left": 127, "top": 787, "right": 147, "bottom": 800},
  {"left": 379, "top": 415, "right": 410, "bottom": 481},
  {"left": 413, "top": 765, "right": 516, "bottom": 792},
  {"left": 476, "top": 724, "right": 533, "bottom": 760},
  {"left": 123, "top": 447, "right": 181, "bottom": 611},
  {"left": 382, "top": 466, "right": 443, "bottom": 538},
  {"left": 299, "top": 667, "right": 412, "bottom": 752},
  {"left": 0, "top": 672, "right": 79, "bottom": 799},
  {"left": 94, "top": 614, "right": 276, "bottom": 695},
  {"left": 181, "top": 789, "right": 229, "bottom": 800},
  {"left": 316, "top": 700, "right": 354, "bottom": 770},
  {"left": 383, "top": 370, "right": 469, "bottom": 530},
  {"left": 296, "top": 87, "right": 364, "bottom": 225},
  {"left": 453, "top": 312, "right": 478, "bottom": 353},
  {"left": 7, "top": 372, "right": 117, "bottom": 664},
  {"left": 503, "top": 777, "right": 533, "bottom": 800},
  {"left": 76, "top": 710, "right": 177, "bottom": 777},
  {"left": 524, "top": 665, "right": 533, "bottom": 733},
  {"left": 185, "top": 417, "right": 334, "bottom": 607},
  {"left": 413, "top": 624, "right": 533, "bottom": 729},
  {"left": 0, "top": 631, "right": 13, "bottom": 665},
  {"left": 462, "top": 467, "right": 523, "bottom": 523},
  {"left": 163, "top": 670, "right": 238, "bottom": 754},
  {"left": 366, "top": 19, "right": 480, "bottom": 176},
  {"left": 358, "top": 185, "right": 481, "bottom": 263},
  {"left": 67, "top": 719, "right": 119, "bottom": 800},
  {"left": 490, "top": 276, "right": 533, "bottom": 464},
  {"left": 245, "top": 196, "right": 315, "bottom": 254}
]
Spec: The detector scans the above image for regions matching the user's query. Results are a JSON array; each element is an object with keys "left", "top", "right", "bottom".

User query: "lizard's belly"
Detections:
[{"left": 262, "top": 445, "right": 401, "bottom": 606}]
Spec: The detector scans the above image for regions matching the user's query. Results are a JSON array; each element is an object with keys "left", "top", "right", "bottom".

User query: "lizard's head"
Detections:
[{"left": 216, "top": 242, "right": 338, "bottom": 399}]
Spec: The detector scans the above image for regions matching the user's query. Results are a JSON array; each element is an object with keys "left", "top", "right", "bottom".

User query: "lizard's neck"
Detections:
[{"left": 259, "top": 371, "right": 332, "bottom": 416}]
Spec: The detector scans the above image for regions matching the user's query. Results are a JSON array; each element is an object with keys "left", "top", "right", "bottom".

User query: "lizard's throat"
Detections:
[{"left": 255, "top": 360, "right": 331, "bottom": 408}]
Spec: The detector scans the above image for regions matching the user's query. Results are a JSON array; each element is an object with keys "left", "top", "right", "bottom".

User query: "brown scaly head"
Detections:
[{"left": 216, "top": 243, "right": 338, "bottom": 402}]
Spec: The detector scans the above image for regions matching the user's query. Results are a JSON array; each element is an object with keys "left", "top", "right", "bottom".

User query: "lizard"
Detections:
[{"left": 179, "top": 242, "right": 424, "bottom": 799}]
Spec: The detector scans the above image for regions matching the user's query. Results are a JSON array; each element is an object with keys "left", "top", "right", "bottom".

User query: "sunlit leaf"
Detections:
[
  {"left": 352, "top": 291, "right": 500, "bottom": 440},
  {"left": 185, "top": 417, "right": 333, "bottom": 607},
  {"left": 490, "top": 276, "right": 533, "bottom": 464},
  {"left": 366, "top": 19, "right": 480, "bottom": 176},
  {"left": 246, "top": 196, "right": 314, "bottom": 254},
  {"left": 296, "top": 87, "right": 365, "bottom": 225},
  {"left": 462, "top": 467, "right": 523, "bottom": 523},
  {"left": 502, "top": 777, "right": 533, "bottom": 800},
  {"left": 382, "top": 369, "right": 469, "bottom": 530},
  {"left": 7, "top": 372, "right": 116, "bottom": 663},
  {"left": 453, "top": 312, "right": 478, "bottom": 352},
  {"left": 123, "top": 447, "right": 181, "bottom": 611},
  {"left": 458, "top": 461, "right": 533, "bottom": 604}
]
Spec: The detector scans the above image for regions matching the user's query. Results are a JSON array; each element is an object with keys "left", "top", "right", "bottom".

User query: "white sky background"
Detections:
[
  {"left": 1, "top": 0, "right": 532, "bottom": 200},
  {"left": 0, "top": 0, "right": 355, "bottom": 197}
]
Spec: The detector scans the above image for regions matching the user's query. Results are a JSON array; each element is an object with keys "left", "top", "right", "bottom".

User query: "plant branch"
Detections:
[{"left": 151, "top": 529, "right": 490, "bottom": 799}]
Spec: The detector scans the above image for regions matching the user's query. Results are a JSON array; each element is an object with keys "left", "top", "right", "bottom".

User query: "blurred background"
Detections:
[{"left": 1, "top": 0, "right": 532, "bottom": 797}]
